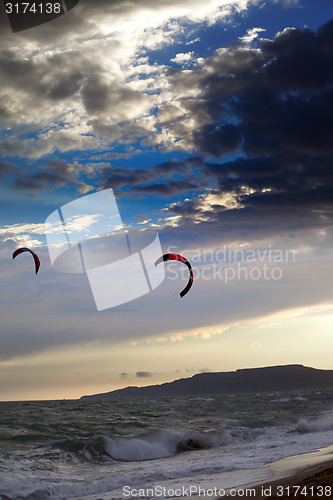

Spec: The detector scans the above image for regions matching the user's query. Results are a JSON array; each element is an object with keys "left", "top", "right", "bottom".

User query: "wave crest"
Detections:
[
  {"left": 48, "top": 428, "right": 230, "bottom": 462},
  {"left": 295, "top": 414, "right": 333, "bottom": 433}
]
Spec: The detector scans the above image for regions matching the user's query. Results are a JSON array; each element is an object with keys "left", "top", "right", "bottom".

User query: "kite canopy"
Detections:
[
  {"left": 12, "top": 248, "right": 40, "bottom": 275},
  {"left": 154, "top": 253, "right": 193, "bottom": 298}
]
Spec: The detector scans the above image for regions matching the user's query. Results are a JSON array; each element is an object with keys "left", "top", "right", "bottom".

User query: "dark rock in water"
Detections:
[
  {"left": 176, "top": 438, "right": 207, "bottom": 452},
  {"left": 80, "top": 365, "right": 333, "bottom": 400}
]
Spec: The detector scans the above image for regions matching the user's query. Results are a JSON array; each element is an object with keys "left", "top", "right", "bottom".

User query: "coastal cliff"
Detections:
[{"left": 81, "top": 364, "right": 333, "bottom": 400}]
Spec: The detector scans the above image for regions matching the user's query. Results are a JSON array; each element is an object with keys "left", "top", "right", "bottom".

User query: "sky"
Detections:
[{"left": 0, "top": 0, "right": 333, "bottom": 401}]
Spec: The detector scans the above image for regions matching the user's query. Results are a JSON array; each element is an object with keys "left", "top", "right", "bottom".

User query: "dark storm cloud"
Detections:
[
  {"left": 82, "top": 76, "right": 148, "bottom": 115},
  {"left": 0, "top": 161, "right": 23, "bottom": 180},
  {"left": 160, "top": 198, "right": 331, "bottom": 246},
  {"left": 1, "top": 5, "right": 332, "bottom": 235},
  {"left": 193, "top": 123, "right": 242, "bottom": 157},
  {"left": 0, "top": 0, "right": 260, "bottom": 161},
  {"left": 98, "top": 157, "right": 204, "bottom": 194},
  {"left": 157, "top": 20, "right": 333, "bottom": 238},
  {"left": 10, "top": 159, "right": 92, "bottom": 194},
  {"left": 136, "top": 371, "right": 152, "bottom": 377},
  {"left": 0, "top": 49, "right": 86, "bottom": 103},
  {"left": 205, "top": 153, "right": 333, "bottom": 196},
  {"left": 133, "top": 177, "right": 210, "bottom": 196},
  {"left": 260, "top": 22, "right": 333, "bottom": 92},
  {"left": 99, "top": 166, "right": 157, "bottom": 190},
  {"left": 184, "top": 20, "right": 333, "bottom": 159}
]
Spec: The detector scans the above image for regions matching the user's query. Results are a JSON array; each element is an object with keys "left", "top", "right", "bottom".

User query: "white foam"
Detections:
[
  {"left": 104, "top": 435, "right": 174, "bottom": 461},
  {"left": 270, "top": 398, "right": 290, "bottom": 403},
  {"left": 102, "top": 429, "right": 230, "bottom": 461},
  {"left": 295, "top": 413, "right": 333, "bottom": 433}
]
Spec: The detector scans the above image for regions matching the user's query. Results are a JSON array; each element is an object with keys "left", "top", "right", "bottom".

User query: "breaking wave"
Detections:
[
  {"left": 295, "top": 414, "right": 333, "bottom": 433},
  {"left": 48, "top": 428, "right": 231, "bottom": 462}
]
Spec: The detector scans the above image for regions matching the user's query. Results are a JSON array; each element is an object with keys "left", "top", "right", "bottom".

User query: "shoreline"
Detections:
[
  {"left": 76, "top": 445, "right": 333, "bottom": 500},
  {"left": 225, "top": 450, "right": 333, "bottom": 499},
  {"left": 176, "top": 445, "right": 333, "bottom": 500}
]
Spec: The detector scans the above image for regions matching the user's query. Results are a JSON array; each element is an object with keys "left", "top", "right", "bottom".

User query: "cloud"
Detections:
[
  {"left": 9, "top": 159, "right": 94, "bottom": 194},
  {"left": 157, "top": 19, "right": 333, "bottom": 161},
  {"left": 133, "top": 177, "right": 210, "bottom": 196},
  {"left": 2, "top": 0, "right": 323, "bottom": 213},
  {"left": 149, "top": 19, "right": 333, "bottom": 239},
  {"left": 0, "top": 0, "right": 258, "bottom": 161},
  {"left": 193, "top": 123, "right": 242, "bottom": 157},
  {"left": 170, "top": 52, "right": 194, "bottom": 65},
  {"left": 0, "top": 1, "right": 332, "bottom": 369},
  {"left": 97, "top": 157, "right": 203, "bottom": 193},
  {"left": 0, "top": 231, "right": 332, "bottom": 362},
  {"left": 0, "top": 213, "right": 110, "bottom": 259},
  {"left": 239, "top": 27, "right": 266, "bottom": 44},
  {"left": 0, "top": 161, "right": 23, "bottom": 180},
  {"left": 136, "top": 371, "right": 153, "bottom": 377}
]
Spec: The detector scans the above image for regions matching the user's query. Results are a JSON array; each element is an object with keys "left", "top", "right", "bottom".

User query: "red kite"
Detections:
[
  {"left": 13, "top": 247, "right": 40, "bottom": 274},
  {"left": 155, "top": 253, "right": 193, "bottom": 297}
]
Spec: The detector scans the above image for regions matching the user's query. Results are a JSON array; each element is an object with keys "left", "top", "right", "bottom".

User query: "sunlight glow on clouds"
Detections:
[
  {"left": 0, "top": 0, "right": 257, "bottom": 160},
  {"left": 143, "top": 303, "right": 333, "bottom": 343}
]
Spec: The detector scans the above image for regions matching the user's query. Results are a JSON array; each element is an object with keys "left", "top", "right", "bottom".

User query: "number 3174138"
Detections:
[{"left": 5, "top": 3, "right": 62, "bottom": 14}]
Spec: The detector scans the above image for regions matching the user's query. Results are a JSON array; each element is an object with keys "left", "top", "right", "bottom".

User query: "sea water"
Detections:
[{"left": 1, "top": 390, "right": 333, "bottom": 499}]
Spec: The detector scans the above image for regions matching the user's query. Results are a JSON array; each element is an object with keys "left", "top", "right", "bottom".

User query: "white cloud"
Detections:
[
  {"left": 170, "top": 52, "right": 194, "bottom": 64},
  {"left": 0, "top": 214, "right": 104, "bottom": 253},
  {"left": 239, "top": 27, "right": 266, "bottom": 44},
  {"left": 0, "top": 222, "right": 47, "bottom": 236}
]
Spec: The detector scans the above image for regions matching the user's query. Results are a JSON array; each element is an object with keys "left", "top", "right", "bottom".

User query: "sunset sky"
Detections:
[{"left": 0, "top": 0, "right": 333, "bottom": 401}]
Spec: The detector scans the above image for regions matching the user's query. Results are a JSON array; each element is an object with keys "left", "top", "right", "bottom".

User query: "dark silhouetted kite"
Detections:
[
  {"left": 154, "top": 253, "right": 193, "bottom": 297},
  {"left": 13, "top": 248, "right": 40, "bottom": 274}
]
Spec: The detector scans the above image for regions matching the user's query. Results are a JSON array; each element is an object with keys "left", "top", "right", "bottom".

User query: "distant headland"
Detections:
[{"left": 80, "top": 364, "right": 333, "bottom": 400}]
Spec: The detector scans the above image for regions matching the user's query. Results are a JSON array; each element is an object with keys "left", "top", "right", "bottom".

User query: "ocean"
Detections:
[{"left": 1, "top": 390, "right": 333, "bottom": 499}]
